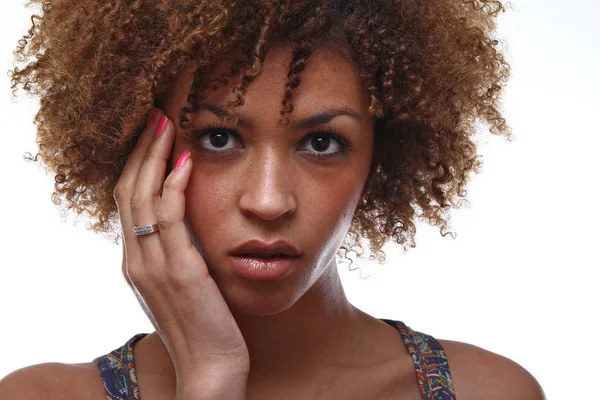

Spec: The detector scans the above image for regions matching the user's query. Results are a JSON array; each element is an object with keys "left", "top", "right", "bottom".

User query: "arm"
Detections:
[
  {"left": 0, "top": 366, "right": 43, "bottom": 400},
  {"left": 0, "top": 363, "right": 97, "bottom": 400}
]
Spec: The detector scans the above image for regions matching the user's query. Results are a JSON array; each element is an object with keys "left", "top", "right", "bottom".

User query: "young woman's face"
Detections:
[{"left": 162, "top": 43, "right": 374, "bottom": 315}]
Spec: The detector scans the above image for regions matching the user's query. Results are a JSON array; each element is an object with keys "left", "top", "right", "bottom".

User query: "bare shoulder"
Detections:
[
  {"left": 0, "top": 362, "right": 104, "bottom": 400},
  {"left": 438, "top": 339, "right": 546, "bottom": 400}
]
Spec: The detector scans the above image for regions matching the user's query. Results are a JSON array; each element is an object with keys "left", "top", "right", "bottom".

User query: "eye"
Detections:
[
  {"left": 299, "top": 129, "right": 352, "bottom": 156},
  {"left": 186, "top": 125, "right": 242, "bottom": 153}
]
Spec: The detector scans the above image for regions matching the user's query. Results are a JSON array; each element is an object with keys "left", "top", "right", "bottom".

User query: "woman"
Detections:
[{"left": 2, "top": 0, "right": 545, "bottom": 399}]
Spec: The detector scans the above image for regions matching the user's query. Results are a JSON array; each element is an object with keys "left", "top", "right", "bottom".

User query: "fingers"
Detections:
[
  {"left": 156, "top": 150, "right": 201, "bottom": 280},
  {"left": 114, "top": 109, "right": 164, "bottom": 276},
  {"left": 130, "top": 115, "right": 175, "bottom": 266},
  {"left": 115, "top": 107, "right": 199, "bottom": 291}
]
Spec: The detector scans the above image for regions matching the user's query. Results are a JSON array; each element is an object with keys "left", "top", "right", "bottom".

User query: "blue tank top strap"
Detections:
[
  {"left": 93, "top": 333, "right": 149, "bottom": 400},
  {"left": 380, "top": 318, "right": 456, "bottom": 400}
]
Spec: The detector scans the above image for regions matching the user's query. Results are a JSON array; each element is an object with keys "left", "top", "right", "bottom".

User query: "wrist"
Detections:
[
  {"left": 175, "top": 370, "right": 248, "bottom": 400},
  {"left": 176, "top": 384, "right": 247, "bottom": 400}
]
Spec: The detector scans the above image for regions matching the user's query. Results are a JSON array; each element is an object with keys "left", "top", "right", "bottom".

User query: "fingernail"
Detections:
[
  {"left": 155, "top": 115, "right": 168, "bottom": 137},
  {"left": 146, "top": 108, "right": 160, "bottom": 127},
  {"left": 175, "top": 149, "right": 191, "bottom": 169}
]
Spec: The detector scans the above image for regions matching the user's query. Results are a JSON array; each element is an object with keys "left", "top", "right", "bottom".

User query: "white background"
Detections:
[{"left": 1, "top": 1, "right": 598, "bottom": 398}]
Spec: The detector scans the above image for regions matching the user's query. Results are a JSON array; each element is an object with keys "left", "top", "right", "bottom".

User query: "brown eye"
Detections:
[
  {"left": 208, "top": 131, "right": 231, "bottom": 148},
  {"left": 191, "top": 128, "right": 242, "bottom": 153},
  {"left": 312, "top": 136, "right": 330, "bottom": 152},
  {"left": 298, "top": 133, "right": 351, "bottom": 156}
]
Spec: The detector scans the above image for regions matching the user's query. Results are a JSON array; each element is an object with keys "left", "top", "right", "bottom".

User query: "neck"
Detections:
[{"left": 231, "top": 260, "right": 364, "bottom": 381}]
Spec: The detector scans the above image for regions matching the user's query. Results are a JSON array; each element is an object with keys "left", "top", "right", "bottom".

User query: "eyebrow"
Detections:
[{"left": 196, "top": 102, "right": 362, "bottom": 130}]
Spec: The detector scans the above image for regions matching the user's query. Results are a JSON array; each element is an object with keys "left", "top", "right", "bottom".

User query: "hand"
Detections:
[{"left": 113, "top": 108, "right": 250, "bottom": 385}]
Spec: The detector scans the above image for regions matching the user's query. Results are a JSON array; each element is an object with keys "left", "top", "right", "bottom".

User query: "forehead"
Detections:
[{"left": 168, "top": 43, "right": 369, "bottom": 119}]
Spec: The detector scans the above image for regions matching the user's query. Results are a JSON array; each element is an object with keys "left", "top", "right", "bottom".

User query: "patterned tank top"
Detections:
[{"left": 92, "top": 319, "right": 456, "bottom": 399}]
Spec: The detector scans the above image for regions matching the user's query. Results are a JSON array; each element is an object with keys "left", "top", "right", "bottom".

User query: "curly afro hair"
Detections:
[{"left": 9, "top": 0, "right": 511, "bottom": 264}]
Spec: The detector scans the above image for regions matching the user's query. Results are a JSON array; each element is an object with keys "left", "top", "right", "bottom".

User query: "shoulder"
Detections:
[
  {"left": 0, "top": 362, "right": 105, "bottom": 400},
  {"left": 438, "top": 339, "right": 546, "bottom": 400}
]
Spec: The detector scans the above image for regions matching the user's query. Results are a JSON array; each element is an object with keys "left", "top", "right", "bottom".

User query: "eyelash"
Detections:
[{"left": 184, "top": 123, "right": 354, "bottom": 157}]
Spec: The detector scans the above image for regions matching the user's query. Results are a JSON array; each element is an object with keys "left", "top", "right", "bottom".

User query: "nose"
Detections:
[{"left": 238, "top": 148, "right": 297, "bottom": 221}]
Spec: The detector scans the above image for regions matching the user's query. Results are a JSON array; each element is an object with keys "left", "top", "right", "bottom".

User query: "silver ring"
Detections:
[{"left": 133, "top": 223, "right": 159, "bottom": 236}]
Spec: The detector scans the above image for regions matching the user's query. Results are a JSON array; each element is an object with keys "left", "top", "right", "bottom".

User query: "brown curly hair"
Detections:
[{"left": 9, "top": 0, "right": 512, "bottom": 265}]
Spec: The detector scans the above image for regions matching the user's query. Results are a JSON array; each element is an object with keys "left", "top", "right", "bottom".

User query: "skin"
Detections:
[{"left": 129, "top": 43, "right": 421, "bottom": 398}]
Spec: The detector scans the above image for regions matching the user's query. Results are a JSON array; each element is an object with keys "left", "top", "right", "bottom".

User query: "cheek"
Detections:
[
  {"left": 181, "top": 150, "right": 239, "bottom": 205},
  {"left": 305, "top": 169, "right": 365, "bottom": 227},
  {"left": 300, "top": 171, "right": 365, "bottom": 266},
  {"left": 183, "top": 172, "right": 230, "bottom": 230}
]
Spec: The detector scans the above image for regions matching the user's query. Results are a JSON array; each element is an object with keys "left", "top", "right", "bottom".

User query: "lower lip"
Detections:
[{"left": 229, "top": 256, "right": 297, "bottom": 280}]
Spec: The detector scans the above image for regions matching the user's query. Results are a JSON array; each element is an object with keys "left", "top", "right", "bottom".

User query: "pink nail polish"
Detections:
[
  {"left": 146, "top": 108, "right": 160, "bottom": 127},
  {"left": 155, "top": 115, "right": 168, "bottom": 137},
  {"left": 175, "top": 150, "right": 191, "bottom": 169}
]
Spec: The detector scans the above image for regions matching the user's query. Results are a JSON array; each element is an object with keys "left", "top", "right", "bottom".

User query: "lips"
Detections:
[
  {"left": 229, "top": 239, "right": 302, "bottom": 258},
  {"left": 229, "top": 255, "right": 297, "bottom": 280},
  {"left": 242, "top": 254, "right": 289, "bottom": 258}
]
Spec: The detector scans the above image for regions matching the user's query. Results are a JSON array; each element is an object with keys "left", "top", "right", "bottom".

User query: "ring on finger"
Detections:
[{"left": 133, "top": 223, "right": 160, "bottom": 236}]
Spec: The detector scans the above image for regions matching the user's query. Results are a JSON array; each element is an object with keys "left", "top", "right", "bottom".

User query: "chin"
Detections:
[
  {"left": 222, "top": 283, "right": 303, "bottom": 317},
  {"left": 206, "top": 262, "right": 308, "bottom": 317}
]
